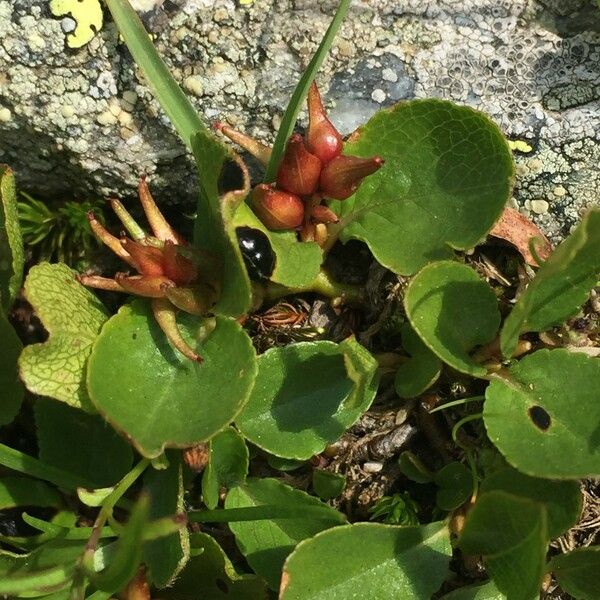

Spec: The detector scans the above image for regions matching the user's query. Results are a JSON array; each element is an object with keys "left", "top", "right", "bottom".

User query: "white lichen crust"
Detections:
[{"left": 0, "top": 0, "right": 598, "bottom": 241}]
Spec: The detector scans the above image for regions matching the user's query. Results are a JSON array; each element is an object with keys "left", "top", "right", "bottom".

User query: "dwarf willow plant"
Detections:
[{"left": 0, "top": 1, "right": 599, "bottom": 599}]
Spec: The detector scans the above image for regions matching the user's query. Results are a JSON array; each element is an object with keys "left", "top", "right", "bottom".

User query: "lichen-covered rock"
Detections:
[{"left": 0, "top": 0, "right": 599, "bottom": 241}]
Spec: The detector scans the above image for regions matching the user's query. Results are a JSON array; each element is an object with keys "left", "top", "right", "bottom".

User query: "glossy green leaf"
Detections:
[
  {"left": 441, "top": 581, "right": 506, "bottom": 600},
  {"left": 142, "top": 452, "right": 189, "bottom": 588},
  {"left": 226, "top": 478, "right": 346, "bottom": 590},
  {"left": 34, "top": 398, "right": 133, "bottom": 488},
  {"left": 398, "top": 451, "right": 434, "bottom": 483},
  {"left": 0, "top": 166, "right": 24, "bottom": 312},
  {"left": 264, "top": 0, "right": 351, "bottom": 182},
  {"left": 280, "top": 521, "right": 451, "bottom": 600},
  {"left": 332, "top": 100, "right": 513, "bottom": 276},
  {"left": 236, "top": 338, "right": 378, "bottom": 460},
  {"left": 19, "top": 263, "right": 108, "bottom": 412},
  {"left": 0, "top": 313, "right": 23, "bottom": 426},
  {"left": 434, "top": 462, "right": 473, "bottom": 511},
  {"left": 87, "top": 301, "right": 257, "bottom": 458},
  {"left": 232, "top": 202, "right": 322, "bottom": 288},
  {"left": 480, "top": 467, "right": 581, "bottom": 539},
  {"left": 89, "top": 494, "right": 149, "bottom": 593},
  {"left": 312, "top": 469, "right": 345, "bottom": 500},
  {"left": 202, "top": 427, "right": 249, "bottom": 510},
  {"left": 191, "top": 131, "right": 252, "bottom": 317},
  {"left": 548, "top": 546, "right": 600, "bottom": 600},
  {"left": 501, "top": 208, "right": 600, "bottom": 357},
  {"left": 267, "top": 456, "right": 305, "bottom": 472},
  {"left": 102, "top": 0, "right": 205, "bottom": 148},
  {"left": 0, "top": 476, "right": 61, "bottom": 510},
  {"left": 395, "top": 322, "right": 442, "bottom": 398},
  {"left": 484, "top": 349, "right": 600, "bottom": 479},
  {"left": 405, "top": 261, "right": 500, "bottom": 377},
  {"left": 162, "top": 532, "right": 268, "bottom": 600},
  {"left": 458, "top": 491, "right": 548, "bottom": 600}
]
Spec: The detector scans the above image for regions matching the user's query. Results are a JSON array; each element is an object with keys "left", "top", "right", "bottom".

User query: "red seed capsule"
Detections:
[
  {"left": 250, "top": 184, "right": 305, "bottom": 230},
  {"left": 311, "top": 204, "right": 339, "bottom": 224},
  {"left": 276, "top": 134, "right": 322, "bottom": 196},
  {"left": 319, "top": 155, "right": 385, "bottom": 200},
  {"left": 306, "top": 82, "right": 343, "bottom": 164}
]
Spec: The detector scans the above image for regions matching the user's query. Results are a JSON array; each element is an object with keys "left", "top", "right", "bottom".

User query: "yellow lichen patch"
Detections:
[
  {"left": 50, "top": 0, "right": 103, "bottom": 49},
  {"left": 508, "top": 139, "right": 533, "bottom": 154},
  {"left": 239, "top": 0, "right": 255, "bottom": 4}
]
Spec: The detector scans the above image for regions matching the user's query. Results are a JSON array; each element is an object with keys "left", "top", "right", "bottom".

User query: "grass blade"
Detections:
[
  {"left": 102, "top": 0, "right": 206, "bottom": 148},
  {"left": 264, "top": 0, "right": 352, "bottom": 182}
]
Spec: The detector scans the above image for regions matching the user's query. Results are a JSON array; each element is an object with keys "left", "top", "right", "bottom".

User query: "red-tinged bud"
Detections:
[
  {"left": 121, "top": 239, "right": 165, "bottom": 277},
  {"left": 162, "top": 241, "right": 198, "bottom": 286},
  {"left": 306, "top": 82, "right": 343, "bottom": 163},
  {"left": 319, "top": 155, "right": 385, "bottom": 200},
  {"left": 276, "top": 134, "right": 322, "bottom": 196},
  {"left": 250, "top": 184, "right": 305, "bottom": 230},
  {"left": 311, "top": 204, "right": 339, "bottom": 224}
]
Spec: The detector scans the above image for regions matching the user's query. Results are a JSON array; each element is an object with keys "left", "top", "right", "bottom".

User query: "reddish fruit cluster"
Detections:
[
  {"left": 79, "top": 178, "right": 219, "bottom": 362},
  {"left": 215, "top": 83, "right": 384, "bottom": 243}
]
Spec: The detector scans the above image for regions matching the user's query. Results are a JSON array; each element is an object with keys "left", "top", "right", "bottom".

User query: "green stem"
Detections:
[{"left": 264, "top": 269, "right": 363, "bottom": 304}]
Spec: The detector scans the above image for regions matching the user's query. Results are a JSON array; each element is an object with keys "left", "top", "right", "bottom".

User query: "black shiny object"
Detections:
[{"left": 236, "top": 226, "right": 275, "bottom": 281}]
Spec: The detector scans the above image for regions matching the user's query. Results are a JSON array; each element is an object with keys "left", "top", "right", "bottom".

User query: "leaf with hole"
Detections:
[
  {"left": 395, "top": 322, "right": 442, "bottom": 398},
  {"left": 479, "top": 467, "right": 581, "bottom": 539},
  {"left": 458, "top": 490, "right": 548, "bottom": 600},
  {"left": 434, "top": 462, "right": 473, "bottom": 511},
  {"left": 232, "top": 202, "right": 322, "bottom": 288},
  {"left": 331, "top": 100, "right": 514, "bottom": 275},
  {"left": 225, "top": 477, "right": 346, "bottom": 590},
  {"left": 500, "top": 208, "right": 600, "bottom": 358},
  {"left": 280, "top": 521, "right": 451, "bottom": 600},
  {"left": 34, "top": 398, "right": 133, "bottom": 488},
  {"left": 142, "top": 452, "right": 189, "bottom": 589},
  {"left": 484, "top": 349, "right": 600, "bottom": 479},
  {"left": 405, "top": 261, "right": 500, "bottom": 377},
  {"left": 19, "top": 263, "right": 108, "bottom": 412},
  {"left": 0, "top": 166, "right": 24, "bottom": 312},
  {"left": 161, "top": 532, "right": 268, "bottom": 599},
  {"left": 87, "top": 301, "right": 257, "bottom": 458},
  {"left": 548, "top": 546, "right": 600, "bottom": 600},
  {"left": 236, "top": 338, "right": 378, "bottom": 460},
  {"left": 0, "top": 313, "right": 23, "bottom": 426},
  {"left": 202, "top": 427, "right": 249, "bottom": 510}
]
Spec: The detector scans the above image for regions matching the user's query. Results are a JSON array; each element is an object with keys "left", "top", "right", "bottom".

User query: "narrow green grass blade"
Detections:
[
  {"left": 103, "top": 0, "right": 206, "bottom": 148},
  {"left": 264, "top": 0, "right": 352, "bottom": 182}
]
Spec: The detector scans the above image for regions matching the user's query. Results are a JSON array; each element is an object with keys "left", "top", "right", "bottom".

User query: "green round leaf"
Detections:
[
  {"left": 395, "top": 322, "right": 441, "bottom": 398},
  {"left": 280, "top": 521, "right": 452, "bottom": 600},
  {"left": 202, "top": 427, "right": 249, "bottom": 510},
  {"left": 405, "top": 261, "right": 500, "bottom": 377},
  {"left": 458, "top": 490, "right": 548, "bottom": 600},
  {"left": 441, "top": 581, "right": 505, "bottom": 600},
  {"left": 312, "top": 469, "right": 345, "bottom": 500},
  {"left": 398, "top": 451, "right": 434, "bottom": 484},
  {"left": 236, "top": 339, "right": 378, "bottom": 460},
  {"left": 434, "top": 462, "right": 473, "bottom": 511},
  {"left": 226, "top": 478, "right": 345, "bottom": 590},
  {"left": 87, "top": 301, "right": 257, "bottom": 458},
  {"left": 34, "top": 398, "right": 133, "bottom": 488},
  {"left": 232, "top": 202, "right": 322, "bottom": 288},
  {"left": 480, "top": 467, "right": 581, "bottom": 539},
  {"left": 548, "top": 546, "right": 600, "bottom": 600},
  {"left": 332, "top": 100, "right": 514, "bottom": 275},
  {"left": 484, "top": 349, "right": 600, "bottom": 479},
  {"left": 161, "top": 532, "right": 268, "bottom": 600},
  {"left": 0, "top": 314, "right": 23, "bottom": 426},
  {"left": 19, "top": 263, "right": 109, "bottom": 412}
]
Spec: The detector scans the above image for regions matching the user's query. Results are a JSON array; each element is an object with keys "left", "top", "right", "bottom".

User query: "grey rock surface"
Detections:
[{"left": 1, "top": 0, "right": 599, "bottom": 241}]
